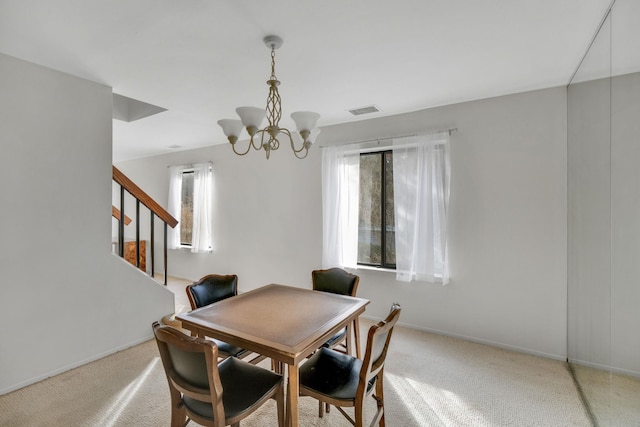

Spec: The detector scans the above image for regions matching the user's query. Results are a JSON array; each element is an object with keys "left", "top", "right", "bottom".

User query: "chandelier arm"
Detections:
[
  {"left": 296, "top": 150, "right": 310, "bottom": 159},
  {"left": 280, "top": 128, "right": 308, "bottom": 155},
  {"left": 292, "top": 144, "right": 310, "bottom": 159},
  {"left": 279, "top": 128, "right": 309, "bottom": 159},
  {"left": 254, "top": 129, "right": 269, "bottom": 150},
  {"left": 230, "top": 139, "right": 254, "bottom": 156}
]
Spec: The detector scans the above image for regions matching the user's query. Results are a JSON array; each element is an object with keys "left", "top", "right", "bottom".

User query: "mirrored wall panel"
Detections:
[{"left": 568, "top": 0, "right": 640, "bottom": 425}]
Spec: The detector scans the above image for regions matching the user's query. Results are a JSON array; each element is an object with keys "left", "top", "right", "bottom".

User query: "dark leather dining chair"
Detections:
[
  {"left": 312, "top": 268, "right": 361, "bottom": 357},
  {"left": 186, "top": 274, "right": 263, "bottom": 364},
  {"left": 186, "top": 274, "right": 239, "bottom": 310},
  {"left": 299, "top": 303, "right": 402, "bottom": 427},
  {"left": 153, "top": 321, "right": 284, "bottom": 427}
]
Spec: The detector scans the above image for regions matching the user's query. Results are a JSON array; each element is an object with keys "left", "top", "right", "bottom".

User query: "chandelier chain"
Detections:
[{"left": 270, "top": 48, "right": 277, "bottom": 80}]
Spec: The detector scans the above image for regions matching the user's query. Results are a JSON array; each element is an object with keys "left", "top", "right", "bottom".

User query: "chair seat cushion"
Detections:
[
  {"left": 322, "top": 327, "right": 347, "bottom": 348},
  {"left": 299, "top": 347, "right": 372, "bottom": 401},
  {"left": 183, "top": 357, "right": 282, "bottom": 421},
  {"left": 209, "top": 337, "right": 247, "bottom": 358}
]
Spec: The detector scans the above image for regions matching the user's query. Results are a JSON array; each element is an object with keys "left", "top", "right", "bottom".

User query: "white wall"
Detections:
[
  {"left": 118, "top": 85, "right": 568, "bottom": 360},
  {"left": 0, "top": 53, "right": 175, "bottom": 394},
  {"left": 324, "top": 87, "right": 568, "bottom": 359}
]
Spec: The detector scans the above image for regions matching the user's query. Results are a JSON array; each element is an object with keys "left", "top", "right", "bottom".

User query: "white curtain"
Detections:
[
  {"left": 393, "top": 132, "right": 450, "bottom": 283},
  {"left": 321, "top": 145, "right": 360, "bottom": 268},
  {"left": 167, "top": 163, "right": 213, "bottom": 253},
  {"left": 190, "top": 162, "right": 213, "bottom": 253},
  {"left": 167, "top": 165, "right": 183, "bottom": 250},
  {"left": 321, "top": 131, "right": 451, "bottom": 284}
]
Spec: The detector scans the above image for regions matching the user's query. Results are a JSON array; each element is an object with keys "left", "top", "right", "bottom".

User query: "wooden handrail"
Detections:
[
  {"left": 112, "top": 166, "right": 178, "bottom": 228},
  {"left": 112, "top": 206, "right": 132, "bottom": 225}
]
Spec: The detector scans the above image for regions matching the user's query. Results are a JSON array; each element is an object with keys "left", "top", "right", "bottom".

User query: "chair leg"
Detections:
[
  {"left": 326, "top": 402, "right": 331, "bottom": 413},
  {"left": 168, "top": 387, "right": 188, "bottom": 427},
  {"left": 318, "top": 400, "right": 324, "bottom": 418},
  {"left": 375, "top": 374, "right": 386, "bottom": 427},
  {"left": 275, "top": 383, "right": 285, "bottom": 427},
  {"left": 355, "top": 403, "right": 365, "bottom": 427}
]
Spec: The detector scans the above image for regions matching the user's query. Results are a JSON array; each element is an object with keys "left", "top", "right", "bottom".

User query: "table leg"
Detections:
[
  {"left": 286, "top": 363, "right": 300, "bottom": 427},
  {"left": 346, "top": 317, "right": 362, "bottom": 358},
  {"left": 354, "top": 317, "right": 362, "bottom": 358}
]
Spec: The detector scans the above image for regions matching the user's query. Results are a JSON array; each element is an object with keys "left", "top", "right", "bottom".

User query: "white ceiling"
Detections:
[{"left": 0, "top": 0, "right": 613, "bottom": 161}]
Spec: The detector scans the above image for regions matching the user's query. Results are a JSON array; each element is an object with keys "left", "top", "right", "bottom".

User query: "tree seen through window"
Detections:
[
  {"left": 358, "top": 151, "right": 395, "bottom": 268},
  {"left": 180, "top": 171, "right": 194, "bottom": 246}
]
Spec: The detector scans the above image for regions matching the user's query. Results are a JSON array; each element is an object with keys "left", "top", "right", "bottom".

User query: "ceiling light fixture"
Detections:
[{"left": 217, "top": 35, "right": 320, "bottom": 159}]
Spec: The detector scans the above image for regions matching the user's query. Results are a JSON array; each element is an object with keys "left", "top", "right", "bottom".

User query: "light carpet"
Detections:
[{"left": 0, "top": 321, "right": 592, "bottom": 426}]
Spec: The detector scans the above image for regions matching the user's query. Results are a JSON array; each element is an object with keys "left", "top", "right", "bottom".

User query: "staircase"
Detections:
[{"left": 111, "top": 166, "right": 178, "bottom": 285}]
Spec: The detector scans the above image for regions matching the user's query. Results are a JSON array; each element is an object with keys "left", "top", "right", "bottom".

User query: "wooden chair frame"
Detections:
[
  {"left": 312, "top": 268, "right": 361, "bottom": 357},
  {"left": 185, "top": 274, "right": 266, "bottom": 365},
  {"left": 153, "top": 322, "right": 284, "bottom": 427},
  {"left": 299, "top": 303, "right": 401, "bottom": 427}
]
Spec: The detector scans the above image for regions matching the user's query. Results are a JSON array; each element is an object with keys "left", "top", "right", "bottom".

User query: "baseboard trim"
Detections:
[
  {"left": 568, "top": 357, "right": 640, "bottom": 378},
  {"left": 361, "top": 314, "right": 566, "bottom": 361}
]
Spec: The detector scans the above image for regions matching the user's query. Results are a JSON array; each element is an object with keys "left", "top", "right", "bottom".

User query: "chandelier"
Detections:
[{"left": 217, "top": 35, "right": 321, "bottom": 160}]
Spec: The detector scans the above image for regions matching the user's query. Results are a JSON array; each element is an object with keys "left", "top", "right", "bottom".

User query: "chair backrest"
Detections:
[
  {"left": 186, "top": 274, "right": 238, "bottom": 310},
  {"left": 152, "top": 321, "right": 226, "bottom": 426},
  {"left": 311, "top": 268, "right": 360, "bottom": 296},
  {"left": 358, "top": 303, "right": 401, "bottom": 393}
]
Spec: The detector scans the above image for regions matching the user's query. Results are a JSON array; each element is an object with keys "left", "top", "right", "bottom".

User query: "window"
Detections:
[
  {"left": 358, "top": 151, "right": 396, "bottom": 268},
  {"left": 321, "top": 132, "right": 451, "bottom": 283},
  {"left": 168, "top": 162, "right": 212, "bottom": 253}
]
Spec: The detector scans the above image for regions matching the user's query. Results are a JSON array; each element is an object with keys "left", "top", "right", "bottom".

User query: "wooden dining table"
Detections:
[{"left": 176, "top": 283, "right": 370, "bottom": 427}]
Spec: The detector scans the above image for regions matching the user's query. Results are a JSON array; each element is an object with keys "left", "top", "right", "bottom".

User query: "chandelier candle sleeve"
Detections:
[{"left": 217, "top": 35, "right": 320, "bottom": 159}]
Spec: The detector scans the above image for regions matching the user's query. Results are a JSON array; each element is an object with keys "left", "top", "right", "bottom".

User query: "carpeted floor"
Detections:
[{"left": 0, "top": 319, "right": 593, "bottom": 427}]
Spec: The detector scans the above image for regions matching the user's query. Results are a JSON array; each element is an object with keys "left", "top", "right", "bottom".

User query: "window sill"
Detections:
[
  {"left": 352, "top": 265, "right": 446, "bottom": 284},
  {"left": 171, "top": 246, "right": 212, "bottom": 254},
  {"left": 353, "top": 265, "right": 396, "bottom": 274}
]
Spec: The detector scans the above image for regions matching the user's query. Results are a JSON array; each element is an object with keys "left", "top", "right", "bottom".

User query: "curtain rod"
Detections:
[
  {"left": 167, "top": 161, "right": 213, "bottom": 168},
  {"left": 319, "top": 127, "right": 457, "bottom": 148}
]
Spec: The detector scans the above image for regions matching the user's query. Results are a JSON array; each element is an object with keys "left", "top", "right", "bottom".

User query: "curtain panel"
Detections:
[
  {"left": 321, "top": 146, "right": 360, "bottom": 268},
  {"left": 190, "top": 162, "right": 213, "bottom": 253},
  {"left": 167, "top": 165, "right": 183, "bottom": 250},
  {"left": 392, "top": 133, "right": 450, "bottom": 284},
  {"left": 167, "top": 162, "right": 213, "bottom": 253}
]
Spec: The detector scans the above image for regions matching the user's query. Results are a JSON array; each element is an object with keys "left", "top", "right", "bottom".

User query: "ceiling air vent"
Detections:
[{"left": 348, "top": 105, "right": 380, "bottom": 116}]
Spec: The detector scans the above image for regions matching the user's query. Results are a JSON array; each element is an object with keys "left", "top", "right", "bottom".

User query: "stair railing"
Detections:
[{"left": 112, "top": 166, "right": 178, "bottom": 285}]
